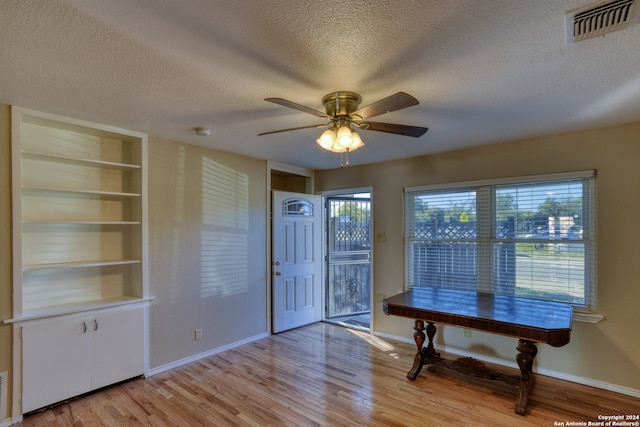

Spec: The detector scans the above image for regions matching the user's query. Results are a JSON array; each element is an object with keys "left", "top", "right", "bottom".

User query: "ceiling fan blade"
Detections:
[
  {"left": 265, "top": 98, "right": 328, "bottom": 118},
  {"left": 351, "top": 92, "right": 419, "bottom": 120},
  {"left": 358, "top": 121, "right": 428, "bottom": 137},
  {"left": 258, "top": 123, "right": 329, "bottom": 136}
]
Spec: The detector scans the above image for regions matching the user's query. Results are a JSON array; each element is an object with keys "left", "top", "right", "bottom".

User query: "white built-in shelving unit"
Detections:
[{"left": 7, "top": 107, "right": 150, "bottom": 416}]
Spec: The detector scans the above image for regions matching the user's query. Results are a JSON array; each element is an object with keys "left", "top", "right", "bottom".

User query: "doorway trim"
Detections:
[{"left": 266, "top": 161, "right": 315, "bottom": 335}]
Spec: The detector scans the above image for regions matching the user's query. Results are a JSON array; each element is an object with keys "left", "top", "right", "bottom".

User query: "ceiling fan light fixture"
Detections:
[{"left": 316, "top": 125, "right": 364, "bottom": 154}]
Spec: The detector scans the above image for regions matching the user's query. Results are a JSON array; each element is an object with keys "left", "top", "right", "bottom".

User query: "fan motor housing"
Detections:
[{"left": 322, "top": 91, "right": 362, "bottom": 117}]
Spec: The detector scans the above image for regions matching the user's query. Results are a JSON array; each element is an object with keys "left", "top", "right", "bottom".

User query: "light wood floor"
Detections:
[{"left": 15, "top": 322, "right": 639, "bottom": 426}]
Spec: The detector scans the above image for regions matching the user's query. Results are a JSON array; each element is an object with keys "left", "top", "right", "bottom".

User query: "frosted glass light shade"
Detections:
[
  {"left": 316, "top": 129, "right": 336, "bottom": 150},
  {"left": 336, "top": 125, "right": 353, "bottom": 149}
]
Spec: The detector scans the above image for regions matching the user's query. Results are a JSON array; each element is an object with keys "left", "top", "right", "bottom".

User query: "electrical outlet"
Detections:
[
  {"left": 195, "top": 328, "right": 203, "bottom": 340},
  {"left": 376, "top": 293, "right": 386, "bottom": 302},
  {"left": 463, "top": 329, "right": 472, "bottom": 338}
]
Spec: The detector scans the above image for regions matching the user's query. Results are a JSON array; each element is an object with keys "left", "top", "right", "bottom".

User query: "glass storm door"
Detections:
[{"left": 325, "top": 196, "right": 371, "bottom": 319}]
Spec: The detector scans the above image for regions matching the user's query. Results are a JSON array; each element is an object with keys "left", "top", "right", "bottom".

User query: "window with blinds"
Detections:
[{"left": 405, "top": 171, "right": 596, "bottom": 309}]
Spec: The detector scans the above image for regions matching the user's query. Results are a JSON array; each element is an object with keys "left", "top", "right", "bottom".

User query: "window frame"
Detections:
[{"left": 404, "top": 170, "right": 597, "bottom": 313}]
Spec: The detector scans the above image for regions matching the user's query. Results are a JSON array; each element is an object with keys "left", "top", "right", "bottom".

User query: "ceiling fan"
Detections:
[{"left": 259, "top": 91, "right": 428, "bottom": 165}]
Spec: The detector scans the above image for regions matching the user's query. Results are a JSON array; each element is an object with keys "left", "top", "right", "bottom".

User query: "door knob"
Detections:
[{"left": 273, "top": 271, "right": 281, "bottom": 276}]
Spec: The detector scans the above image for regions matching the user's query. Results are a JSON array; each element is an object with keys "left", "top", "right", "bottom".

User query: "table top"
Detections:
[{"left": 383, "top": 287, "right": 573, "bottom": 347}]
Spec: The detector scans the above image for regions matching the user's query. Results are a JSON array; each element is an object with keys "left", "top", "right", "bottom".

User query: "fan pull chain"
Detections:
[{"left": 340, "top": 148, "right": 350, "bottom": 168}]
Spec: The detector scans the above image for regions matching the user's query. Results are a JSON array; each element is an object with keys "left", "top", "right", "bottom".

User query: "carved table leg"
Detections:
[
  {"left": 407, "top": 320, "right": 426, "bottom": 380},
  {"left": 515, "top": 339, "right": 538, "bottom": 415},
  {"left": 425, "top": 322, "right": 437, "bottom": 355},
  {"left": 407, "top": 320, "right": 439, "bottom": 380}
]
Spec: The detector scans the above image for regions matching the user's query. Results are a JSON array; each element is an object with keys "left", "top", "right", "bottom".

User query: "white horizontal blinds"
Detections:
[
  {"left": 201, "top": 156, "right": 249, "bottom": 298},
  {"left": 405, "top": 171, "right": 596, "bottom": 308},
  {"left": 493, "top": 177, "right": 594, "bottom": 305},
  {"left": 406, "top": 188, "right": 478, "bottom": 291}
]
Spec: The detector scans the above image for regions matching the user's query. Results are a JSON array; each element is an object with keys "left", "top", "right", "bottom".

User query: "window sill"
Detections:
[{"left": 573, "top": 311, "right": 604, "bottom": 324}]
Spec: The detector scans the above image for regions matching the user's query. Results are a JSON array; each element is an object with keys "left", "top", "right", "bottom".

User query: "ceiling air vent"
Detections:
[{"left": 566, "top": 0, "right": 639, "bottom": 44}]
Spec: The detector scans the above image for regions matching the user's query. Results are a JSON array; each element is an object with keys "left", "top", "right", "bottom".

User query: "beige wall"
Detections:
[
  {"left": 147, "top": 136, "right": 268, "bottom": 370},
  {"left": 0, "top": 105, "right": 13, "bottom": 418},
  {"left": 316, "top": 122, "right": 640, "bottom": 393}
]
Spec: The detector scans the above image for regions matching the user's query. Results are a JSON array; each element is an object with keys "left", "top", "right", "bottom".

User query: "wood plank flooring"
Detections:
[{"left": 15, "top": 322, "right": 640, "bottom": 426}]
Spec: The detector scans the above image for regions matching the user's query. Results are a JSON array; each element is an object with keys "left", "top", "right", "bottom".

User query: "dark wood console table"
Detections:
[{"left": 383, "top": 287, "right": 573, "bottom": 415}]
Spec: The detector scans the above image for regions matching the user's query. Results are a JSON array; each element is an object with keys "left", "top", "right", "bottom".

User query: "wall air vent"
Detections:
[{"left": 566, "top": 0, "right": 639, "bottom": 44}]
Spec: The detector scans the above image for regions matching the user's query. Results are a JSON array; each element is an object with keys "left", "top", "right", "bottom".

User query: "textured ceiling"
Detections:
[{"left": 2, "top": 0, "right": 640, "bottom": 170}]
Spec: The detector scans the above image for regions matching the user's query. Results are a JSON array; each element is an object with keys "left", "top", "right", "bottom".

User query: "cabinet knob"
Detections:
[
  {"left": 82, "top": 321, "right": 88, "bottom": 333},
  {"left": 93, "top": 319, "right": 99, "bottom": 331}
]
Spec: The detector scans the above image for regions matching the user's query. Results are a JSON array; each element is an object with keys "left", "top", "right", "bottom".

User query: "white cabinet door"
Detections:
[
  {"left": 22, "top": 314, "right": 92, "bottom": 413},
  {"left": 91, "top": 305, "right": 145, "bottom": 390},
  {"left": 21, "top": 305, "right": 145, "bottom": 413}
]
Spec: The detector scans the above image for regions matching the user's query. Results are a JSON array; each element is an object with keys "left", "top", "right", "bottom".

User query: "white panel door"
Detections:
[
  {"left": 272, "top": 191, "right": 322, "bottom": 333},
  {"left": 22, "top": 314, "right": 92, "bottom": 413}
]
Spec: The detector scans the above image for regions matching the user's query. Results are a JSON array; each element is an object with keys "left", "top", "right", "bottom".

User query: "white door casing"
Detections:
[{"left": 272, "top": 191, "right": 322, "bottom": 333}]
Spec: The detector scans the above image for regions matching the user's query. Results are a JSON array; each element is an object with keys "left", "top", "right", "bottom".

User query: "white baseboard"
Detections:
[
  {"left": 534, "top": 368, "right": 640, "bottom": 399},
  {"left": 148, "top": 332, "right": 269, "bottom": 377},
  {"left": 373, "top": 331, "right": 640, "bottom": 399}
]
